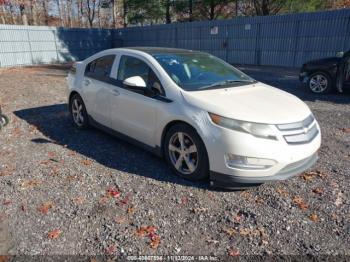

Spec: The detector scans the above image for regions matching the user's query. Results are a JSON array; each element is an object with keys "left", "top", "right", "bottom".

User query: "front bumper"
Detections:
[{"left": 210, "top": 153, "right": 318, "bottom": 188}]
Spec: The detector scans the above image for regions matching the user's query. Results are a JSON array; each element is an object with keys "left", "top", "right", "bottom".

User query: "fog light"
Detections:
[{"left": 225, "top": 154, "right": 277, "bottom": 170}]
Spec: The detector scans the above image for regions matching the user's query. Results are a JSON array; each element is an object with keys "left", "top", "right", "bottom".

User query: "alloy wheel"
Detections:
[
  {"left": 71, "top": 98, "right": 84, "bottom": 127},
  {"left": 168, "top": 132, "right": 198, "bottom": 175},
  {"left": 309, "top": 74, "right": 328, "bottom": 93}
]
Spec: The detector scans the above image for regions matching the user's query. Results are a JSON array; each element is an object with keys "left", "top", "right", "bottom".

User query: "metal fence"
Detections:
[
  {"left": 0, "top": 25, "right": 113, "bottom": 67},
  {"left": 1, "top": 9, "right": 350, "bottom": 68}
]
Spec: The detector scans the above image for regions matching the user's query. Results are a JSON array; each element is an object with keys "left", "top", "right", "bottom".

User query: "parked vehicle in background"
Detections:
[
  {"left": 0, "top": 106, "right": 9, "bottom": 130},
  {"left": 299, "top": 49, "right": 350, "bottom": 94},
  {"left": 67, "top": 47, "right": 321, "bottom": 188}
]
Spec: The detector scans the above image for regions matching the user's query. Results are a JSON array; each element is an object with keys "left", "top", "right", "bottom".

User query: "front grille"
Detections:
[{"left": 277, "top": 115, "right": 319, "bottom": 145}]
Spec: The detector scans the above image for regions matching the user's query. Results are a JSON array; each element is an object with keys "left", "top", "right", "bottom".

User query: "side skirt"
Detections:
[{"left": 88, "top": 115, "right": 162, "bottom": 158}]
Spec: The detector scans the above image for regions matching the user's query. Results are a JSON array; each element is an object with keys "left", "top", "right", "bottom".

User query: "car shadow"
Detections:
[{"left": 14, "top": 104, "right": 216, "bottom": 190}]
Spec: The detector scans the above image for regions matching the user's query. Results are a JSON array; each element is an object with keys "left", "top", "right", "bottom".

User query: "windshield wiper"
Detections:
[{"left": 199, "top": 79, "right": 256, "bottom": 90}]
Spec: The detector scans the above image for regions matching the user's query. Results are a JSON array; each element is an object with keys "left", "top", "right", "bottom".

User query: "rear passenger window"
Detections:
[{"left": 85, "top": 55, "right": 115, "bottom": 82}]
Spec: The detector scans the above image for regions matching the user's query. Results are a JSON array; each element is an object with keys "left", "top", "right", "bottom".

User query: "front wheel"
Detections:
[
  {"left": 308, "top": 72, "right": 332, "bottom": 94},
  {"left": 164, "top": 123, "right": 209, "bottom": 181}
]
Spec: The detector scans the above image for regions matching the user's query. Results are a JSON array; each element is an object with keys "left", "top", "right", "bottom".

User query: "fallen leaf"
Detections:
[
  {"left": 106, "top": 187, "right": 121, "bottom": 198},
  {"left": 81, "top": 159, "right": 93, "bottom": 166},
  {"left": 0, "top": 256, "right": 10, "bottom": 262},
  {"left": 150, "top": 234, "right": 160, "bottom": 249},
  {"left": 228, "top": 247, "right": 240, "bottom": 257},
  {"left": 301, "top": 172, "right": 316, "bottom": 181},
  {"left": 118, "top": 194, "right": 130, "bottom": 206},
  {"left": 292, "top": 196, "right": 308, "bottom": 210},
  {"left": 312, "top": 187, "right": 324, "bottom": 195},
  {"left": 127, "top": 206, "right": 135, "bottom": 215},
  {"left": 276, "top": 187, "right": 289, "bottom": 197},
  {"left": 48, "top": 229, "right": 61, "bottom": 239},
  {"left": 341, "top": 128, "right": 350, "bottom": 133},
  {"left": 223, "top": 227, "right": 236, "bottom": 237},
  {"left": 206, "top": 238, "right": 219, "bottom": 244},
  {"left": 38, "top": 201, "right": 54, "bottom": 214},
  {"left": 136, "top": 226, "right": 157, "bottom": 237},
  {"left": 309, "top": 213, "right": 319, "bottom": 222},
  {"left": 21, "top": 179, "right": 42, "bottom": 189}
]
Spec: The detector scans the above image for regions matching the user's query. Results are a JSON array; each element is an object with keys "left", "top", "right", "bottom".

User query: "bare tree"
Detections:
[{"left": 240, "top": 0, "right": 285, "bottom": 16}]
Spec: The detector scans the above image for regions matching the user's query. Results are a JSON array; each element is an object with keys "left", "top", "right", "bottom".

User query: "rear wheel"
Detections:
[
  {"left": 164, "top": 123, "right": 209, "bottom": 181},
  {"left": 69, "top": 94, "right": 89, "bottom": 129},
  {"left": 308, "top": 72, "right": 332, "bottom": 94}
]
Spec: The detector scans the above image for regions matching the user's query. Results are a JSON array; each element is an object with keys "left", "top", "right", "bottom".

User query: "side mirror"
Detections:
[
  {"left": 336, "top": 51, "right": 344, "bottom": 58},
  {"left": 123, "top": 76, "right": 147, "bottom": 89}
]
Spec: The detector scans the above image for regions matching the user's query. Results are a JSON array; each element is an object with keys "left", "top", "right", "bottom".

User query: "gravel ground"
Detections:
[{"left": 0, "top": 64, "right": 349, "bottom": 258}]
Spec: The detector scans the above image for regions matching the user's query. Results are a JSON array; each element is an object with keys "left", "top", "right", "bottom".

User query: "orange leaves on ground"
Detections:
[
  {"left": 223, "top": 227, "right": 236, "bottom": 237},
  {"left": 38, "top": 201, "right": 54, "bottom": 214},
  {"left": 312, "top": 187, "right": 324, "bottom": 195},
  {"left": 301, "top": 170, "right": 328, "bottom": 181},
  {"left": 81, "top": 159, "right": 93, "bottom": 166},
  {"left": 309, "top": 213, "right": 319, "bottom": 222},
  {"left": 106, "top": 187, "right": 121, "bottom": 198},
  {"left": 99, "top": 187, "right": 121, "bottom": 205},
  {"left": 21, "top": 179, "right": 42, "bottom": 189},
  {"left": 127, "top": 206, "right": 135, "bottom": 215},
  {"left": 48, "top": 229, "right": 62, "bottom": 239},
  {"left": 191, "top": 207, "right": 208, "bottom": 214},
  {"left": 136, "top": 226, "right": 157, "bottom": 237},
  {"left": 0, "top": 256, "right": 10, "bottom": 262},
  {"left": 293, "top": 196, "right": 308, "bottom": 210},
  {"left": 276, "top": 187, "right": 289, "bottom": 197},
  {"left": 136, "top": 226, "right": 160, "bottom": 249},
  {"left": 341, "top": 127, "right": 350, "bottom": 133},
  {"left": 227, "top": 247, "right": 240, "bottom": 257},
  {"left": 47, "top": 151, "right": 56, "bottom": 158}
]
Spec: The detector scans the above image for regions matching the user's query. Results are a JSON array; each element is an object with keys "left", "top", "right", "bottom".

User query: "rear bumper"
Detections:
[{"left": 210, "top": 153, "right": 318, "bottom": 189}]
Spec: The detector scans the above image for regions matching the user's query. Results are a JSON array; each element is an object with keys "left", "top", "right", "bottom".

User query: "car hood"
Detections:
[
  {"left": 306, "top": 57, "right": 341, "bottom": 66},
  {"left": 182, "top": 82, "right": 311, "bottom": 124}
]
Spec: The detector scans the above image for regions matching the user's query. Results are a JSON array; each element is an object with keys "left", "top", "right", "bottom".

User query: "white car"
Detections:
[{"left": 67, "top": 47, "right": 321, "bottom": 188}]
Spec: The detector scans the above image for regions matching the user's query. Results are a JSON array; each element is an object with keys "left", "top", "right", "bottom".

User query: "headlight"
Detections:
[{"left": 209, "top": 113, "right": 277, "bottom": 140}]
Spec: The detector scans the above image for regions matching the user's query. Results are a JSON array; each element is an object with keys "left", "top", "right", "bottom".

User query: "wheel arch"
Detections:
[{"left": 160, "top": 120, "right": 209, "bottom": 159}]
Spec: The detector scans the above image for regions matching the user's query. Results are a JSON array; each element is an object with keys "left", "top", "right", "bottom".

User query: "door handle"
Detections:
[
  {"left": 84, "top": 79, "right": 91, "bottom": 86},
  {"left": 112, "top": 89, "right": 120, "bottom": 96}
]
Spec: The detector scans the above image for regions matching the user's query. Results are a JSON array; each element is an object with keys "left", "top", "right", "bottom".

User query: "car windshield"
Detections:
[{"left": 152, "top": 52, "right": 255, "bottom": 91}]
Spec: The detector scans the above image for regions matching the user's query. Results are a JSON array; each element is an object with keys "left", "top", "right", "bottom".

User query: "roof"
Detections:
[{"left": 124, "top": 47, "right": 202, "bottom": 55}]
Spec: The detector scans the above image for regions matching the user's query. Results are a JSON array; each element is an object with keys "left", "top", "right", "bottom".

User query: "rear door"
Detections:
[{"left": 83, "top": 55, "right": 116, "bottom": 127}]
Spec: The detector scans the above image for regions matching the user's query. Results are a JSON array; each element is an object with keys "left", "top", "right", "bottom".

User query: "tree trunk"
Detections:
[
  {"left": 123, "top": 0, "right": 127, "bottom": 28},
  {"left": 210, "top": 0, "right": 215, "bottom": 20},
  {"left": 189, "top": 0, "right": 193, "bottom": 21},
  {"left": 165, "top": 0, "right": 171, "bottom": 23}
]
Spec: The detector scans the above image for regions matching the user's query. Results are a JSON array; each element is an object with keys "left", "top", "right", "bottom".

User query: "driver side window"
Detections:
[{"left": 117, "top": 55, "right": 165, "bottom": 96}]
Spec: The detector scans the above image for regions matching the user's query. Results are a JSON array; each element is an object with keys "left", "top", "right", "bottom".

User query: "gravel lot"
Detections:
[{"left": 0, "top": 64, "right": 349, "bottom": 258}]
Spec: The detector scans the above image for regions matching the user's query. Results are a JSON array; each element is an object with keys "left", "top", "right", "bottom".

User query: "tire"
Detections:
[
  {"left": 307, "top": 72, "right": 333, "bottom": 94},
  {"left": 0, "top": 114, "right": 9, "bottom": 129},
  {"left": 69, "top": 93, "right": 89, "bottom": 129},
  {"left": 164, "top": 123, "right": 209, "bottom": 181}
]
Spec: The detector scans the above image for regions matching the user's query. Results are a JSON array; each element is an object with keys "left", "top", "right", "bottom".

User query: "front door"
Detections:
[{"left": 110, "top": 55, "right": 166, "bottom": 147}]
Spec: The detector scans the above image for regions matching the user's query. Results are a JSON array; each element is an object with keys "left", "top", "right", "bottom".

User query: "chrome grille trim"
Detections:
[{"left": 276, "top": 115, "right": 319, "bottom": 145}]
